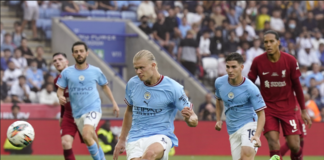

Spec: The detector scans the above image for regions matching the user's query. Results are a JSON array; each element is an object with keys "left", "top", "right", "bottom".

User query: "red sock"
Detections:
[
  {"left": 270, "top": 150, "right": 283, "bottom": 160},
  {"left": 300, "top": 140, "right": 304, "bottom": 160},
  {"left": 290, "top": 147, "right": 303, "bottom": 160},
  {"left": 280, "top": 142, "right": 290, "bottom": 157},
  {"left": 64, "top": 149, "right": 76, "bottom": 160}
]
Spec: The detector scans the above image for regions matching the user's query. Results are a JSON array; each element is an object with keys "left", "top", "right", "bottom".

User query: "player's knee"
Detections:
[
  {"left": 288, "top": 143, "right": 300, "bottom": 153},
  {"left": 240, "top": 147, "right": 254, "bottom": 160},
  {"left": 82, "top": 130, "right": 93, "bottom": 144},
  {"left": 266, "top": 136, "right": 279, "bottom": 148},
  {"left": 142, "top": 149, "right": 157, "bottom": 159},
  {"left": 61, "top": 137, "right": 72, "bottom": 149}
]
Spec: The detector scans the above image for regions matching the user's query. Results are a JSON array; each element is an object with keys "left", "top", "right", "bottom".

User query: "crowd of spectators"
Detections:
[
  {"left": 1, "top": 20, "right": 59, "bottom": 105},
  {"left": 1, "top": 1, "right": 323, "bottom": 122}
]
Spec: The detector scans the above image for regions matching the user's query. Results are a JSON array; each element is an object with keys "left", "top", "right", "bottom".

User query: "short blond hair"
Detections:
[{"left": 133, "top": 50, "right": 158, "bottom": 69}]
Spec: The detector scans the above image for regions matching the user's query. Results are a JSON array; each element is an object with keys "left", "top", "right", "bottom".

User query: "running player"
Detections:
[
  {"left": 248, "top": 30, "right": 312, "bottom": 160},
  {"left": 214, "top": 53, "right": 266, "bottom": 160},
  {"left": 56, "top": 41, "right": 120, "bottom": 160},
  {"left": 53, "top": 52, "right": 83, "bottom": 160},
  {"left": 113, "top": 50, "right": 198, "bottom": 160}
]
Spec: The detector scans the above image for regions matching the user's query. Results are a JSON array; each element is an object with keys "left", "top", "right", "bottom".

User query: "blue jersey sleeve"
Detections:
[
  {"left": 173, "top": 85, "right": 192, "bottom": 111},
  {"left": 124, "top": 81, "right": 133, "bottom": 106},
  {"left": 97, "top": 69, "right": 108, "bottom": 86},
  {"left": 249, "top": 85, "right": 266, "bottom": 112},
  {"left": 56, "top": 69, "right": 68, "bottom": 89},
  {"left": 214, "top": 79, "right": 222, "bottom": 100}
]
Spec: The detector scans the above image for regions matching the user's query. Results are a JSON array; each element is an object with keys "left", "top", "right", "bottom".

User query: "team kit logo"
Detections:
[
  {"left": 144, "top": 91, "right": 151, "bottom": 100},
  {"left": 228, "top": 92, "right": 234, "bottom": 99},
  {"left": 79, "top": 75, "right": 85, "bottom": 85}
]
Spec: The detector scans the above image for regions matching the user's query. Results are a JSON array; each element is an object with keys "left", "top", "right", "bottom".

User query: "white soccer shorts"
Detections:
[
  {"left": 74, "top": 111, "right": 102, "bottom": 135},
  {"left": 229, "top": 122, "right": 258, "bottom": 160},
  {"left": 126, "top": 134, "right": 172, "bottom": 160}
]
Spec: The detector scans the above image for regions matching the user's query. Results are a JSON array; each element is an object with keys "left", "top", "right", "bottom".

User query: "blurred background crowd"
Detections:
[{"left": 1, "top": 1, "right": 323, "bottom": 122}]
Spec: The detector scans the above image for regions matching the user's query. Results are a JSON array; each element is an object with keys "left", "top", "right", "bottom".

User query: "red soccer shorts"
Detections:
[
  {"left": 61, "top": 113, "right": 84, "bottom": 143},
  {"left": 297, "top": 114, "right": 307, "bottom": 138},
  {"left": 263, "top": 112, "right": 301, "bottom": 136}
]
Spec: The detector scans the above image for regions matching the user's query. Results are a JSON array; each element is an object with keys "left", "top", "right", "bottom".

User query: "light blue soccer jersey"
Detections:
[
  {"left": 215, "top": 75, "right": 266, "bottom": 135},
  {"left": 56, "top": 64, "right": 108, "bottom": 118},
  {"left": 124, "top": 75, "right": 192, "bottom": 147}
]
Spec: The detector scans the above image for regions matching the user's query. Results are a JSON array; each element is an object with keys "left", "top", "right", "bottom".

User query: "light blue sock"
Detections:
[
  {"left": 87, "top": 142, "right": 101, "bottom": 160},
  {"left": 98, "top": 146, "right": 106, "bottom": 160}
]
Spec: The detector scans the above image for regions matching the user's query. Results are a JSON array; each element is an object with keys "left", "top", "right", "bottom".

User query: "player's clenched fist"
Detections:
[
  {"left": 181, "top": 107, "right": 193, "bottom": 119},
  {"left": 58, "top": 96, "right": 66, "bottom": 105},
  {"left": 113, "top": 139, "right": 126, "bottom": 160},
  {"left": 215, "top": 121, "right": 223, "bottom": 131}
]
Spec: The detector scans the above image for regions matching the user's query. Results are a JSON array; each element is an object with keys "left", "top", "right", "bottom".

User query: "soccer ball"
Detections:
[{"left": 7, "top": 121, "right": 35, "bottom": 147}]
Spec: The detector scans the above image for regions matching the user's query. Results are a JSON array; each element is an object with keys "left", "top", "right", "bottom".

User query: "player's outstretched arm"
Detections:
[
  {"left": 102, "top": 85, "right": 120, "bottom": 117},
  {"left": 56, "top": 87, "right": 66, "bottom": 106},
  {"left": 215, "top": 99, "right": 224, "bottom": 131},
  {"left": 181, "top": 107, "right": 198, "bottom": 127},
  {"left": 113, "top": 105, "right": 133, "bottom": 160},
  {"left": 251, "top": 109, "right": 265, "bottom": 148}
]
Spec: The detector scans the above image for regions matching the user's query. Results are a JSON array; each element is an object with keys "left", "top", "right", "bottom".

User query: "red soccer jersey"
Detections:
[
  {"left": 248, "top": 52, "right": 301, "bottom": 115},
  {"left": 54, "top": 74, "right": 72, "bottom": 116}
]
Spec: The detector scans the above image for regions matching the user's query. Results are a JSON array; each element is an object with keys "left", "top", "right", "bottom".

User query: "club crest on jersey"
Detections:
[
  {"left": 79, "top": 75, "right": 85, "bottom": 81},
  {"left": 265, "top": 80, "right": 270, "bottom": 88},
  {"left": 144, "top": 92, "right": 151, "bottom": 100},
  {"left": 228, "top": 92, "right": 234, "bottom": 99},
  {"left": 282, "top": 70, "right": 286, "bottom": 78}
]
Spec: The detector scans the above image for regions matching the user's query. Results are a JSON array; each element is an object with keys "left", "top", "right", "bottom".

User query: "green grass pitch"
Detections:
[{"left": 1, "top": 155, "right": 323, "bottom": 160}]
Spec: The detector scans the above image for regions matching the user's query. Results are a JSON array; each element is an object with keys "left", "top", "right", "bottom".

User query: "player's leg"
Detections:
[
  {"left": 61, "top": 135, "right": 75, "bottom": 160},
  {"left": 281, "top": 114, "right": 302, "bottom": 160},
  {"left": 279, "top": 138, "right": 289, "bottom": 157},
  {"left": 240, "top": 122, "right": 257, "bottom": 160},
  {"left": 61, "top": 116, "right": 78, "bottom": 160},
  {"left": 126, "top": 139, "right": 145, "bottom": 160},
  {"left": 281, "top": 116, "right": 306, "bottom": 157},
  {"left": 264, "top": 114, "right": 282, "bottom": 160},
  {"left": 229, "top": 131, "right": 241, "bottom": 160},
  {"left": 75, "top": 113, "right": 101, "bottom": 160},
  {"left": 240, "top": 146, "right": 256, "bottom": 160},
  {"left": 91, "top": 127, "right": 105, "bottom": 160},
  {"left": 82, "top": 111, "right": 105, "bottom": 160},
  {"left": 142, "top": 135, "right": 172, "bottom": 160}
]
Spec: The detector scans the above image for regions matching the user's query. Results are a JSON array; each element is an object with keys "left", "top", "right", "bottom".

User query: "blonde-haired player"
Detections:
[{"left": 113, "top": 50, "right": 198, "bottom": 160}]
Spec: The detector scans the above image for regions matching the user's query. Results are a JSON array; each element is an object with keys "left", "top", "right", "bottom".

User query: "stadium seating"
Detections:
[
  {"left": 91, "top": 10, "right": 106, "bottom": 18},
  {"left": 8, "top": 1, "right": 20, "bottom": 5},
  {"left": 41, "top": 19, "right": 52, "bottom": 31},
  {"left": 78, "top": 10, "right": 91, "bottom": 17},
  {"left": 45, "top": 30, "right": 52, "bottom": 40},
  {"left": 106, "top": 10, "right": 122, "bottom": 19},
  {"left": 121, "top": 11, "right": 137, "bottom": 22},
  {"left": 38, "top": 8, "right": 46, "bottom": 19},
  {"left": 44, "top": 8, "right": 61, "bottom": 19}
]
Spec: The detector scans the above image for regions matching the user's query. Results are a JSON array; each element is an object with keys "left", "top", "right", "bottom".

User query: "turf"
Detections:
[{"left": 0, "top": 155, "right": 323, "bottom": 160}]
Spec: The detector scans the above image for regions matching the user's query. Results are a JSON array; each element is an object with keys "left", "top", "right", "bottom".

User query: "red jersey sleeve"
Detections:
[
  {"left": 290, "top": 58, "right": 301, "bottom": 80},
  {"left": 248, "top": 59, "right": 258, "bottom": 83}
]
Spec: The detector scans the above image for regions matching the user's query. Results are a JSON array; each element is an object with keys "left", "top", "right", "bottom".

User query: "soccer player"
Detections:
[
  {"left": 53, "top": 52, "right": 84, "bottom": 160},
  {"left": 56, "top": 41, "right": 120, "bottom": 160},
  {"left": 214, "top": 53, "right": 266, "bottom": 160},
  {"left": 248, "top": 30, "right": 312, "bottom": 160},
  {"left": 112, "top": 50, "right": 198, "bottom": 160}
]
